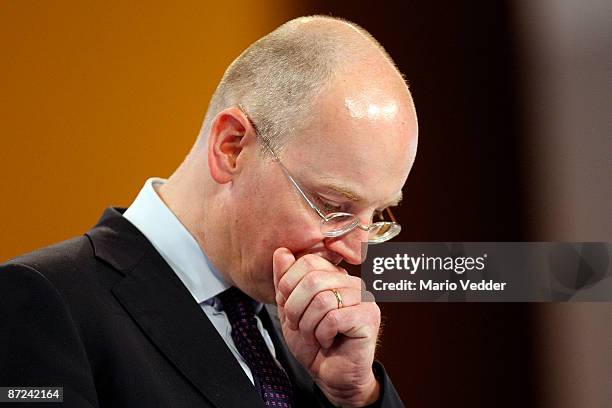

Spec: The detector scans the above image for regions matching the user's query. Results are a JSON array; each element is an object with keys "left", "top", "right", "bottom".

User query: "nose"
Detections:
[{"left": 324, "top": 220, "right": 370, "bottom": 265}]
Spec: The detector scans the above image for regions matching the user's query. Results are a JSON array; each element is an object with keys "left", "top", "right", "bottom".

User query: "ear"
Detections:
[{"left": 207, "top": 107, "right": 253, "bottom": 184}]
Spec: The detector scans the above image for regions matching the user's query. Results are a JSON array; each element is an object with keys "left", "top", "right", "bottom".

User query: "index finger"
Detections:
[{"left": 273, "top": 247, "right": 296, "bottom": 291}]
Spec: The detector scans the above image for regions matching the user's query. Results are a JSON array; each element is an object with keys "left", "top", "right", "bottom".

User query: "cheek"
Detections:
[
  {"left": 256, "top": 202, "right": 323, "bottom": 255},
  {"left": 234, "top": 171, "right": 324, "bottom": 254},
  {"left": 277, "top": 217, "right": 323, "bottom": 255},
  {"left": 261, "top": 211, "right": 311, "bottom": 246}
]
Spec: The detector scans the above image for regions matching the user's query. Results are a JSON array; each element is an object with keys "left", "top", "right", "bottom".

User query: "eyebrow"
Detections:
[
  {"left": 320, "top": 182, "right": 403, "bottom": 208},
  {"left": 323, "top": 183, "right": 362, "bottom": 201}
]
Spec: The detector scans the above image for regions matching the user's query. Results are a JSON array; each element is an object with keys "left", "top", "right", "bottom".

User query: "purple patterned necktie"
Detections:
[{"left": 218, "top": 287, "right": 293, "bottom": 407}]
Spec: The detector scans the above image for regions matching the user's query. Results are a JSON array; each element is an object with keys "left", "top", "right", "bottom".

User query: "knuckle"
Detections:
[
  {"left": 311, "top": 291, "right": 330, "bottom": 311},
  {"left": 298, "top": 318, "right": 314, "bottom": 341},
  {"left": 297, "top": 315, "right": 308, "bottom": 333},
  {"left": 300, "top": 254, "right": 319, "bottom": 269},
  {"left": 277, "top": 278, "right": 292, "bottom": 298},
  {"left": 324, "top": 308, "right": 339, "bottom": 329},
  {"left": 302, "top": 271, "right": 324, "bottom": 292},
  {"left": 285, "top": 307, "right": 300, "bottom": 324},
  {"left": 349, "top": 275, "right": 364, "bottom": 288}
]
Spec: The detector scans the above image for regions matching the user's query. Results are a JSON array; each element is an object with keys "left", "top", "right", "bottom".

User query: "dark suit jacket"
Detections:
[{"left": 0, "top": 207, "right": 404, "bottom": 407}]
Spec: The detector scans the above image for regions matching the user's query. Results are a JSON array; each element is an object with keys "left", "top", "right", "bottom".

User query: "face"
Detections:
[{"left": 225, "top": 74, "right": 418, "bottom": 303}]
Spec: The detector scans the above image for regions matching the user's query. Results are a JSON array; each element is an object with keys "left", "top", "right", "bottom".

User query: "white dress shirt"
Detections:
[{"left": 123, "top": 177, "right": 278, "bottom": 385}]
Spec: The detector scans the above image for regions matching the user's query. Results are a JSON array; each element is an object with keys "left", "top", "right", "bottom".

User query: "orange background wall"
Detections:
[{"left": 1, "top": 1, "right": 306, "bottom": 261}]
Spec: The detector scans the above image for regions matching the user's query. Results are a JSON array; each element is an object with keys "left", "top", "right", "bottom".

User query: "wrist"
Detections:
[{"left": 318, "top": 371, "right": 381, "bottom": 407}]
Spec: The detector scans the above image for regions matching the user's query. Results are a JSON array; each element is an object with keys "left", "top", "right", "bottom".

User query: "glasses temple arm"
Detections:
[
  {"left": 276, "top": 162, "right": 329, "bottom": 221},
  {"left": 251, "top": 122, "right": 329, "bottom": 222},
  {"left": 385, "top": 207, "right": 397, "bottom": 223}
]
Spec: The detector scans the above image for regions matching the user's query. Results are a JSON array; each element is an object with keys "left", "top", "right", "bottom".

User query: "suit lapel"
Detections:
[{"left": 87, "top": 208, "right": 264, "bottom": 408}]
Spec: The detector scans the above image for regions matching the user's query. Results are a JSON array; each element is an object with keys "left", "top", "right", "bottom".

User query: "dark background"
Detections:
[{"left": 310, "top": 2, "right": 535, "bottom": 406}]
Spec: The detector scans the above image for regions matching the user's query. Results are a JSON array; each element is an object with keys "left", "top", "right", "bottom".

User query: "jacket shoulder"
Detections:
[
  {"left": 2, "top": 234, "right": 121, "bottom": 305},
  {"left": 6, "top": 236, "right": 94, "bottom": 285},
  {"left": 6, "top": 235, "right": 92, "bottom": 270}
]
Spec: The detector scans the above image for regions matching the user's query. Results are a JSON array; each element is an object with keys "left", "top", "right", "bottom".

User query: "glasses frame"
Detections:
[{"left": 238, "top": 106, "right": 401, "bottom": 244}]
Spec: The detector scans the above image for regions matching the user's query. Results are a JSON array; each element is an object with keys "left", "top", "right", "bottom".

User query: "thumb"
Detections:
[{"left": 272, "top": 247, "right": 295, "bottom": 292}]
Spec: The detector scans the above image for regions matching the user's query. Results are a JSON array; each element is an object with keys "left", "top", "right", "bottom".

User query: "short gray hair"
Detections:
[{"left": 197, "top": 15, "right": 397, "bottom": 154}]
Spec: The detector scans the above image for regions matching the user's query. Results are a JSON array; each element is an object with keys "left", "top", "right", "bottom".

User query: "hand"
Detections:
[{"left": 273, "top": 248, "right": 381, "bottom": 407}]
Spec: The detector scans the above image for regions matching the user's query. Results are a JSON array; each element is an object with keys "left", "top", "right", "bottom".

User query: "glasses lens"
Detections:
[
  {"left": 368, "top": 222, "right": 401, "bottom": 244},
  {"left": 321, "top": 213, "right": 359, "bottom": 237}
]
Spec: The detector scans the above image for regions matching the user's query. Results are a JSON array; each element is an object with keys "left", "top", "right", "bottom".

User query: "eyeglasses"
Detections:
[{"left": 239, "top": 107, "right": 402, "bottom": 244}]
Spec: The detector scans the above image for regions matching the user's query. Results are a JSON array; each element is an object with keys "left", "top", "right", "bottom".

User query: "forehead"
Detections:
[{"left": 281, "top": 80, "right": 417, "bottom": 206}]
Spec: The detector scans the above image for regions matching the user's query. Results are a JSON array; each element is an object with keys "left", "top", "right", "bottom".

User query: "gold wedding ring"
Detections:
[{"left": 331, "top": 288, "right": 343, "bottom": 309}]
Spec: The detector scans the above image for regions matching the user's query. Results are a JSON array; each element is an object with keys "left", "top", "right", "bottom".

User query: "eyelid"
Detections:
[
  {"left": 317, "top": 193, "right": 344, "bottom": 206},
  {"left": 317, "top": 190, "right": 402, "bottom": 214},
  {"left": 317, "top": 195, "right": 343, "bottom": 209},
  {"left": 314, "top": 194, "right": 346, "bottom": 213}
]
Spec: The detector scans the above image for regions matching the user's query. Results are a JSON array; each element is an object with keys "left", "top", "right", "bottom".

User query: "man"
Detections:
[{"left": 0, "top": 16, "right": 417, "bottom": 407}]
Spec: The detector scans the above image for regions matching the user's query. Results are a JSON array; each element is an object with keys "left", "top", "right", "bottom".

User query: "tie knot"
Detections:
[{"left": 218, "top": 287, "right": 257, "bottom": 319}]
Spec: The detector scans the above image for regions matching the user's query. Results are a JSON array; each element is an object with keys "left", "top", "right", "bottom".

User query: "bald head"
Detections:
[
  {"left": 160, "top": 17, "right": 417, "bottom": 302},
  {"left": 197, "top": 15, "right": 413, "bottom": 154}
]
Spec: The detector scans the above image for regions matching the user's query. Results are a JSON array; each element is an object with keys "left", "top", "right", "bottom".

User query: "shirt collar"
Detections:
[{"left": 122, "top": 177, "right": 230, "bottom": 304}]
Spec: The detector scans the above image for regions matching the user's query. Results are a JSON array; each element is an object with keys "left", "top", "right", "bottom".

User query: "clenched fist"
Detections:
[{"left": 273, "top": 247, "right": 381, "bottom": 407}]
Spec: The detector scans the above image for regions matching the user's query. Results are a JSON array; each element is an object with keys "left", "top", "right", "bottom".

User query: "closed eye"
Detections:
[{"left": 314, "top": 194, "right": 344, "bottom": 213}]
